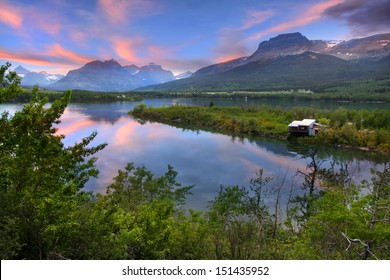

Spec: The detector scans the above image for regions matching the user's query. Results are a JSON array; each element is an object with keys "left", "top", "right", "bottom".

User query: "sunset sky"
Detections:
[{"left": 1, "top": 0, "right": 389, "bottom": 74}]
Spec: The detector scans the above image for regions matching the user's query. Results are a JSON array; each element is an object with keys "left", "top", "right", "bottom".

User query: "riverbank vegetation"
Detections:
[
  {"left": 135, "top": 80, "right": 390, "bottom": 102},
  {"left": 130, "top": 104, "right": 390, "bottom": 154},
  {"left": 1, "top": 63, "right": 389, "bottom": 260}
]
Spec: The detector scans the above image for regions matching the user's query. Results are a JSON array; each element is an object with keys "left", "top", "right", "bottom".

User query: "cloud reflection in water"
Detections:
[{"left": 56, "top": 104, "right": 309, "bottom": 211}]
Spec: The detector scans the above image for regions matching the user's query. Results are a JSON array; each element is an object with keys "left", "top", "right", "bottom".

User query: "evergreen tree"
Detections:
[{"left": 0, "top": 63, "right": 106, "bottom": 259}]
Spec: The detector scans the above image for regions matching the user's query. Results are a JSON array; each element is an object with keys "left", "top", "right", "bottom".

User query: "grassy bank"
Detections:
[
  {"left": 131, "top": 104, "right": 289, "bottom": 138},
  {"left": 130, "top": 104, "right": 390, "bottom": 154}
]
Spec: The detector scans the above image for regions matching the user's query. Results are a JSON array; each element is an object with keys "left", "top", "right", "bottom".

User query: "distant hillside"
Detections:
[
  {"left": 51, "top": 60, "right": 175, "bottom": 92},
  {"left": 137, "top": 32, "right": 390, "bottom": 92},
  {"left": 14, "top": 66, "right": 64, "bottom": 87},
  {"left": 139, "top": 51, "right": 371, "bottom": 92}
]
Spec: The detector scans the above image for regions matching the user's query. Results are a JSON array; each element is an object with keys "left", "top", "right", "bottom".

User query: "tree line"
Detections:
[
  {"left": 8, "top": 88, "right": 142, "bottom": 103},
  {"left": 1, "top": 63, "right": 389, "bottom": 259}
]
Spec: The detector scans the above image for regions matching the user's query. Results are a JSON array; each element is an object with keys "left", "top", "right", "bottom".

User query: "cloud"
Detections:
[
  {"left": 109, "top": 36, "right": 206, "bottom": 73},
  {"left": 57, "top": 118, "right": 96, "bottom": 136},
  {"left": 115, "top": 42, "right": 139, "bottom": 64},
  {"left": 109, "top": 37, "right": 147, "bottom": 65},
  {"left": 213, "top": 28, "right": 250, "bottom": 63},
  {"left": 0, "top": 1, "right": 22, "bottom": 29},
  {"left": 0, "top": 44, "right": 95, "bottom": 72},
  {"left": 98, "top": 0, "right": 162, "bottom": 24},
  {"left": 213, "top": 9, "right": 275, "bottom": 63},
  {"left": 249, "top": 0, "right": 344, "bottom": 41},
  {"left": 323, "top": 0, "right": 390, "bottom": 36},
  {"left": 26, "top": 8, "right": 63, "bottom": 35},
  {"left": 45, "top": 44, "right": 94, "bottom": 65},
  {"left": 98, "top": 0, "right": 129, "bottom": 23},
  {"left": 0, "top": 48, "right": 53, "bottom": 67},
  {"left": 241, "top": 10, "right": 275, "bottom": 30}
]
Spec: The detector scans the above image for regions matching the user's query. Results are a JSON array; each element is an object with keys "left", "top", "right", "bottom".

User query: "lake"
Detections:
[{"left": 1, "top": 98, "right": 388, "bottom": 212}]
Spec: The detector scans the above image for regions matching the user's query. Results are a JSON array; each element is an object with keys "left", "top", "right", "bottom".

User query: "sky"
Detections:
[{"left": 1, "top": 0, "right": 389, "bottom": 75}]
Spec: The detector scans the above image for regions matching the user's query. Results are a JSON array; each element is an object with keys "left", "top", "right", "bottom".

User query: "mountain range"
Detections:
[
  {"left": 14, "top": 65, "right": 65, "bottom": 87},
  {"left": 13, "top": 32, "right": 390, "bottom": 92},
  {"left": 15, "top": 62, "right": 192, "bottom": 91},
  {"left": 51, "top": 60, "right": 168, "bottom": 91},
  {"left": 139, "top": 32, "right": 390, "bottom": 92}
]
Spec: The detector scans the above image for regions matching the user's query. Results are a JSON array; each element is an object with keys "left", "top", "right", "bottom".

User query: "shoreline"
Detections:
[{"left": 129, "top": 104, "right": 390, "bottom": 155}]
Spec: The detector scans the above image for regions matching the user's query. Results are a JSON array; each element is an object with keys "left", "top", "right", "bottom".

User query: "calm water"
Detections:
[{"left": 1, "top": 98, "right": 388, "bottom": 211}]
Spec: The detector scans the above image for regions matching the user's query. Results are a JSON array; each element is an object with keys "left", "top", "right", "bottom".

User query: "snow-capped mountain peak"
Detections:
[{"left": 13, "top": 66, "right": 64, "bottom": 87}]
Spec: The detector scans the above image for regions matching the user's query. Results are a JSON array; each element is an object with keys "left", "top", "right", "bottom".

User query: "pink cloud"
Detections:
[
  {"left": 98, "top": 0, "right": 161, "bottom": 24},
  {"left": 0, "top": 1, "right": 22, "bottom": 29},
  {"left": 0, "top": 48, "right": 53, "bottom": 67},
  {"left": 112, "top": 120, "right": 140, "bottom": 147},
  {"left": 56, "top": 119, "right": 96, "bottom": 136},
  {"left": 109, "top": 36, "right": 176, "bottom": 67},
  {"left": 98, "top": 0, "right": 129, "bottom": 24},
  {"left": 2, "top": 3, "right": 65, "bottom": 36},
  {"left": 241, "top": 10, "right": 275, "bottom": 30},
  {"left": 30, "top": 14, "right": 62, "bottom": 36},
  {"left": 146, "top": 123, "right": 181, "bottom": 141},
  {"left": 110, "top": 37, "right": 144, "bottom": 64},
  {"left": 1, "top": 44, "right": 95, "bottom": 74},
  {"left": 249, "top": 0, "right": 344, "bottom": 41},
  {"left": 45, "top": 44, "right": 94, "bottom": 65}
]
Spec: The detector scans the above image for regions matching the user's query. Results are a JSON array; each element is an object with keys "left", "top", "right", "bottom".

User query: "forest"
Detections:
[{"left": 1, "top": 63, "right": 389, "bottom": 260}]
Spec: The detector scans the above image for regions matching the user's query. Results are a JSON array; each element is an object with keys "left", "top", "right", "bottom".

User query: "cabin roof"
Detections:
[{"left": 288, "top": 119, "right": 316, "bottom": 127}]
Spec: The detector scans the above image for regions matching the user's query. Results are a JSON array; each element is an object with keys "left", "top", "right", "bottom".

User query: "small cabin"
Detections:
[{"left": 288, "top": 119, "right": 318, "bottom": 136}]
